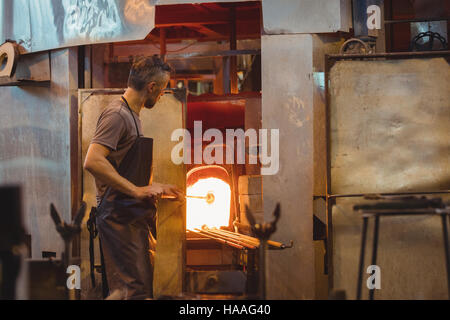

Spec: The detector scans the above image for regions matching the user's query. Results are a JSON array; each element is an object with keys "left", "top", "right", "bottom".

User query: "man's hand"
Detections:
[
  {"left": 162, "top": 184, "right": 185, "bottom": 201},
  {"left": 133, "top": 183, "right": 184, "bottom": 202}
]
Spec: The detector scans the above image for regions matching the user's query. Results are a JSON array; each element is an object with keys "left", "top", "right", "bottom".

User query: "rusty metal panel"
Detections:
[
  {"left": 329, "top": 58, "right": 450, "bottom": 195},
  {"left": 79, "top": 89, "right": 186, "bottom": 298},
  {"left": 0, "top": 49, "right": 72, "bottom": 259},
  {"left": 1, "top": 0, "right": 155, "bottom": 53},
  {"left": 262, "top": 0, "right": 351, "bottom": 34},
  {"left": 262, "top": 34, "right": 315, "bottom": 299}
]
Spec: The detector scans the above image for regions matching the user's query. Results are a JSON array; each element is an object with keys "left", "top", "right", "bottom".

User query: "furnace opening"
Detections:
[{"left": 186, "top": 166, "right": 232, "bottom": 231}]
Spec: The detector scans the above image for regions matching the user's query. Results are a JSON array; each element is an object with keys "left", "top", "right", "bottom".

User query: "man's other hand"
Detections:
[{"left": 162, "top": 184, "right": 184, "bottom": 201}]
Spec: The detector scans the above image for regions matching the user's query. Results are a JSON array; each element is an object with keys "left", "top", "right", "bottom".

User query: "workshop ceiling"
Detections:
[{"left": 150, "top": 1, "right": 261, "bottom": 44}]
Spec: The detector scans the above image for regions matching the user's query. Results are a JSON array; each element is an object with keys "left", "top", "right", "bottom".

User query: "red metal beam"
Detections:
[
  {"left": 191, "top": 25, "right": 224, "bottom": 38},
  {"left": 155, "top": 3, "right": 260, "bottom": 28}
]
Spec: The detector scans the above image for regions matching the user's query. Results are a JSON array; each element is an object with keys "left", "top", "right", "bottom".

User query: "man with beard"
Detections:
[{"left": 84, "top": 55, "right": 183, "bottom": 299}]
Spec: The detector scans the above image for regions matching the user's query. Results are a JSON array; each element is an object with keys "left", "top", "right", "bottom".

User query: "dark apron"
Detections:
[{"left": 96, "top": 97, "right": 156, "bottom": 300}]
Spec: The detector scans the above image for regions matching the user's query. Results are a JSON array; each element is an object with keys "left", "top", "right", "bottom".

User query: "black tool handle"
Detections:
[
  {"left": 50, "top": 203, "right": 62, "bottom": 227},
  {"left": 73, "top": 201, "right": 87, "bottom": 227}
]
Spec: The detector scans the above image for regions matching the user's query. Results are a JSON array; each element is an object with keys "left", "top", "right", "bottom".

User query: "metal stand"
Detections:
[
  {"left": 245, "top": 203, "right": 281, "bottom": 300},
  {"left": 356, "top": 197, "right": 450, "bottom": 300},
  {"left": 441, "top": 212, "right": 450, "bottom": 296},
  {"left": 50, "top": 202, "right": 86, "bottom": 267},
  {"left": 357, "top": 215, "right": 380, "bottom": 300},
  {"left": 49, "top": 202, "right": 86, "bottom": 299}
]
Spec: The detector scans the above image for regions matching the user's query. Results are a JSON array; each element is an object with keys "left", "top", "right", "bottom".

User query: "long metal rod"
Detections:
[
  {"left": 107, "top": 50, "right": 262, "bottom": 63},
  {"left": 441, "top": 214, "right": 450, "bottom": 298},
  {"left": 209, "top": 230, "right": 257, "bottom": 249},
  {"left": 162, "top": 195, "right": 205, "bottom": 199},
  {"left": 384, "top": 17, "right": 450, "bottom": 24},
  {"left": 218, "top": 228, "right": 287, "bottom": 249},
  {"left": 167, "top": 49, "right": 261, "bottom": 60},
  {"left": 185, "top": 195, "right": 207, "bottom": 200},
  {"left": 329, "top": 190, "right": 450, "bottom": 199},
  {"left": 204, "top": 230, "right": 254, "bottom": 249},
  {"left": 327, "top": 50, "right": 450, "bottom": 60},
  {"left": 196, "top": 228, "right": 256, "bottom": 249},
  {"left": 355, "top": 209, "right": 447, "bottom": 216},
  {"left": 259, "top": 239, "right": 267, "bottom": 300},
  {"left": 369, "top": 216, "right": 380, "bottom": 300},
  {"left": 161, "top": 194, "right": 212, "bottom": 201},
  {"left": 191, "top": 229, "right": 244, "bottom": 250},
  {"left": 193, "top": 229, "right": 250, "bottom": 249},
  {"left": 357, "top": 217, "right": 369, "bottom": 300},
  {"left": 217, "top": 228, "right": 256, "bottom": 239},
  {"left": 207, "top": 228, "right": 259, "bottom": 248},
  {"left": 211, "top": 228, "right": 259, "bottom": 244},
  {"left": 213, "top": 229, "right": 258, "bottom": 242},
  {"left": 208, "top": 229, "right": 258, "bottom": 249}
]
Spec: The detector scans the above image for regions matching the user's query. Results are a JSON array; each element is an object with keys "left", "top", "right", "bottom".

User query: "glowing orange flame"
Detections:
[{"left": 186, "top": 177, "right": 231, "bottom": 231}]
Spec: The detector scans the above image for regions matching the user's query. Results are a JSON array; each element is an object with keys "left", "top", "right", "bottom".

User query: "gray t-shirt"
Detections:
[{"left": 91, "top": 98, "right": 143, "bottom": 204}]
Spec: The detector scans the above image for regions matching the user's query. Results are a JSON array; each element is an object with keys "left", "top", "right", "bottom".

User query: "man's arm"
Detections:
[
  {"left": 84, "top": 143, "right": 138, "bottom": 198},
  {"left": 84, "top": 143, "right": 183, "bottom": 201}
]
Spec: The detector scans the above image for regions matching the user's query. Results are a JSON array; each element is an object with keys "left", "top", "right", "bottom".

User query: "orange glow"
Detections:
[{"left": 186, "top": 177, "right": 231, "bottom": 230}]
